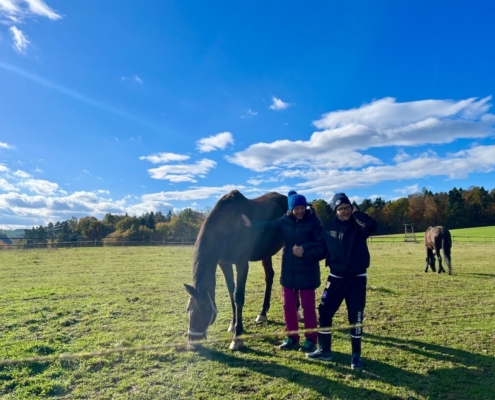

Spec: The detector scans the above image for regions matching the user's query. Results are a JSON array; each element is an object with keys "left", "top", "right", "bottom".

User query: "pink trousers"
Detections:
[{"left": 282, "top": 286, "right": 318, "bottom": 343}]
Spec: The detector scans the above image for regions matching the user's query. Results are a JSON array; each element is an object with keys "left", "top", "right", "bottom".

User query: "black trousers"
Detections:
[{"left": 318, "top": 274, "right": 366, "bottom": 338}]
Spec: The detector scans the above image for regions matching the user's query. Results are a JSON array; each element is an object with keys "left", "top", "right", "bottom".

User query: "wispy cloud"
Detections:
[
  {"left": 196, "top": 132, "right": 234, "bottom": 153},
  {"left": 139, "top": 152, "right": 190, "bottom": 164},
  {"left": 121, "top": 75, "right": 144, "bottom": 84},
  {"left": 147, "top": 159, "right": 217, "bottom": 183},
  {"left": 9, "top": 25, "right": 29, "bottom": 52},
  {"left": 1, "top": 0, "right": 61, "bottom": 52},
  {"left": 269, "top": 97, "right": 290, "bottom": 111},
  {"left": 0, "top": 141, "right": 15, "bottom": 149},
  {"left": 0, "top": 0, "right": 61, "bottom": 20},
  {"left": 241, "top": 109, "right": 258, "bottom": 119}
]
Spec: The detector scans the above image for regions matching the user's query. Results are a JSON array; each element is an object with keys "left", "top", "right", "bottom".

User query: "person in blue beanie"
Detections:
[
  {"left": 307, "top": 192, "right": 377, "bottom": 370},
  {"left": 242, "top": 190, "right": 326, "bottom": 353}
]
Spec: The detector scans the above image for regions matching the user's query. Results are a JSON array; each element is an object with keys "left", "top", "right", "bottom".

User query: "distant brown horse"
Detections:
[
  {"left": 424, "top": 226, "right": 452, "bottom": 275},
  {"left": 184, "top": 190, "right": 287, "bottom": 350}
]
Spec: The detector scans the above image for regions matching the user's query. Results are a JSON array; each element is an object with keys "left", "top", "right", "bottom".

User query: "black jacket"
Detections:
[
  {"left": 323, "top": 210, "right": 377, "bottom": 277},
  {"left": 253, "top": 208, "right": 326, "bottom": 290}
]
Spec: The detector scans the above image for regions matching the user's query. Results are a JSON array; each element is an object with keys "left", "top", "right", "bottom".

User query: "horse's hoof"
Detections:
[
  {"left": 255, "top": 315, "right": 267, "bottom": 323},
  {"left": 229, "top": 339, "right": 244, "bottom": 350},
  {"left": 227, "top": 323, "right": 235, "bottom": 332}
]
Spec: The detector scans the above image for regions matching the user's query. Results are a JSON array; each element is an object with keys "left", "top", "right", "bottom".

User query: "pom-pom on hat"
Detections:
[
  {"left": 288, "top": 190, "right": 308, "bottom": 211},
  {"left": 331, "top": 192, "right": 351, "bottom": 212}
]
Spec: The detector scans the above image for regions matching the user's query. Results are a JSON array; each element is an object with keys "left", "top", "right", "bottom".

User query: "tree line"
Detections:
[{"left": 21, "top": 185, "right": 495, "bottom": 244}]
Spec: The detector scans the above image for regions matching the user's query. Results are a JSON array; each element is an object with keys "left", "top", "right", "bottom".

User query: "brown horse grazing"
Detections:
[
  {"left": 424, "top": 226, "right": 452, "bottom": 275},
  {"left": 184, "top": 190, "right": 287, "bottom": 350}
]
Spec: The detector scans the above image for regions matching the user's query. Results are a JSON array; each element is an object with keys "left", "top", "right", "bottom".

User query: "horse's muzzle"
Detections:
[{"left": 187, "top": 333, "right": 206, "bottom": 350}]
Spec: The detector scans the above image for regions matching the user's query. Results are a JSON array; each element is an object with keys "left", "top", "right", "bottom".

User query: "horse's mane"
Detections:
[
  {"left": 191, "top": 190, "right": 287, "bottom": 290},
  {"left": 192, "top": 191, "right": 251, "bottom": 289}
]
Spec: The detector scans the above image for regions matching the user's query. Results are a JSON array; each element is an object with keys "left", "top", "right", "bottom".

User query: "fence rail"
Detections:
[
  {"left": 368, "top": 235, "right": 495, "bottom": 244},
  {"left": 1, "top": 235, "right": 495, "bottom": 250},
  {"left": 0, "top": 238, "right": 196, "bottom": 250}
]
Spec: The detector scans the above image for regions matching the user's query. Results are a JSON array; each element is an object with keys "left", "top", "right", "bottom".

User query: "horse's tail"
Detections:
[{"left": 441, "top": 227, "right": 452, "bottom": 272}]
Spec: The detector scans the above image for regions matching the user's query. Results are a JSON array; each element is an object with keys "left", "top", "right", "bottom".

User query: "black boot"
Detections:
[
  {"left": 351, "top": 337, "right": 363, "bottom": 370},
  {"left": 306, "top": 332, "right": 332, "bottom": 360}
]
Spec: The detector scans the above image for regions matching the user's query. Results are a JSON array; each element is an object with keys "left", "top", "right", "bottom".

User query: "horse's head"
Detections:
[{"left": 184, "top": 283, "right": 218, "bottom": 350}]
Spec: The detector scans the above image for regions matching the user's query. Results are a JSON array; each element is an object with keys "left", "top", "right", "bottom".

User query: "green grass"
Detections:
[{"left": 1, "top": 244, "right": 494, "bottom": 399}]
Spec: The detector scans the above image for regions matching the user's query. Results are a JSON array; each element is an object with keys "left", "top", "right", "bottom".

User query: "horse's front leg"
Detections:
[
  {"left": 437, "top": 254, "right": 445, "bottom": 274},
  {"left": 425, "top": 249, "right": 436, "bottom": 272},
  {"left": 255, "top": 257, "right": 274, "bottom": 323},
  {"left": 219, "top": 262, "right": 236, "bottom": 332},
  {"left": 229, "top": 261, "right": 249, "bottom": 350}
]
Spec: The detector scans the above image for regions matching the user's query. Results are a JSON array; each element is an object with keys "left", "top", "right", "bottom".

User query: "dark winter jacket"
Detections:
[
  {"left": 252, "top": 208, "right": 326, "bottom": 290},
  {"left": 323, "top": 210, "right": 377, "bottom": 277}
]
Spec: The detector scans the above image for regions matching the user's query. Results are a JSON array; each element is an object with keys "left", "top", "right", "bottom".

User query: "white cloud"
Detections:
[
  {"left": 0, "top": 141, "right": 14, "bottom": 149},
  {"left": 269, "top": 97, "right": 290, "bottom": 111},
  {"left": 393, "top": 149, "right": 411, "bottom": 163},
  {"left": 394, "top": 184, "right": 419, "bottom": 195},
  {"left": 147, "top": 158, "right": 216, "bottom": 182},
  {"left": 142, "top": 185, "right": 246, "bottom": 202},
  {"left": 18, "top": 179, "right": 58, "bottom": 195},
  {"left": 227, "top": 96, "right": 495, "bottom": 172},
  {"left": 9, "top": 25, "right": 29, "bottom": 52},
  {"left": 13, "top": 170, "right": 31, "bottom": 178},
  {"left": 0, "top": 177, "right": 18, "bottom": 192},
  {"left": 196, "top": 132, "right": 234, "bottom": 152},
  {"left": 290, "top": 145, "right": 495, "bottom": 201},
  {"left": 139, "top": 152, "right": 190, "bottom": 164}
]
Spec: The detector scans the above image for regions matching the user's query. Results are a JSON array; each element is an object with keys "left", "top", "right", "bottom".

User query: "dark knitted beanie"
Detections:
[{"left": 331, "top": 192, "right": 351, "bottom": 212}]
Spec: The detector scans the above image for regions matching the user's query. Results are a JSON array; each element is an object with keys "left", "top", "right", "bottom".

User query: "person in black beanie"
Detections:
[{"left": 306, "top": 192, "right": 377, "bottom": 370}]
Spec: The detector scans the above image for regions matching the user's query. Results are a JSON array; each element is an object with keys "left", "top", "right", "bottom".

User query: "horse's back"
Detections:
[{"left": 196, "top": 190, "right": 287, "bottom": 264}]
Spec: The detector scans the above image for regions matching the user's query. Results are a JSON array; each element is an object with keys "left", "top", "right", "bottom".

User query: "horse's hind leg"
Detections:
[
  {"left": 219, "top": 262, "right": 236, "bottom": 332},
  {"left": 256, "top": 257, "right": 274, "bottom": 323},
  {"left": 436, "top": 249, "right": 445, "bottom": 274}
]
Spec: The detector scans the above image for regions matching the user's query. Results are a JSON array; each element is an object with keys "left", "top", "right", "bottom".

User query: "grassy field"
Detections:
[{"left": 1, "top": 243, "right": 495, "bottom": 399}]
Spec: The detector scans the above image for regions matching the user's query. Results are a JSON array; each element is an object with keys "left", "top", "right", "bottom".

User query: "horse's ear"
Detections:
[{"left": 184, "top": 283, "right": 199, "bottom": 298}]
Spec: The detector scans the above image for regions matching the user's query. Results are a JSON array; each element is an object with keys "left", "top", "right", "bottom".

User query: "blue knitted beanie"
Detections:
[
  {"left": 331, "top": 192, "right": 351, "bottom": 212},
  {"left": 288, "top": 190, "right": 307, "bottom": 211}
]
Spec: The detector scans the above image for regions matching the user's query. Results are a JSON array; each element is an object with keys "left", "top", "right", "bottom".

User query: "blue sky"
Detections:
[{"left": 1, "top": 0, "right": 495, "bottom": 229}]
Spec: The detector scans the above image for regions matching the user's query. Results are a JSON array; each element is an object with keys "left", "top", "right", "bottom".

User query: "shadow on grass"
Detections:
[
  {"left": 365, "top": 333, "right": 495, "bottom": 399},
  {"left": 197, "top": 346, "right": 400, "bottom": 399},
  {"left": 191, "top": 332, "right": 495, "bottom": 399},
  {"left": 465, "top": 273, "right": 495, "bottom": 278}
]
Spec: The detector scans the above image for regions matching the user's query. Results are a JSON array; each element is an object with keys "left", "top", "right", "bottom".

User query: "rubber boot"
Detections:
[
  {"left": 351, "top": 337, "right": 363, "bottom": 370},
  {"left": 306, "top": 332, "right": 332, "bottom": 360}
]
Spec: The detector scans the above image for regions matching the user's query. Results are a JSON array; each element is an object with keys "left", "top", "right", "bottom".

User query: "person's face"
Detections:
[
  {"left": 292, "top": 205, "right": 306, "bottom": 220},
  {"left": 336, "top": 204, "right": 352, "bottom": 221}
]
